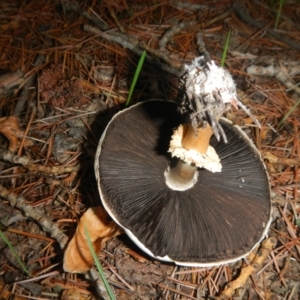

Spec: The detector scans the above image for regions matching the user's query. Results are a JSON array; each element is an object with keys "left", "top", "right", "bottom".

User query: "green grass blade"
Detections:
[
  {"left": 220, "top": 30, "right": 231, "bottom": 68},
  {"left": 0, "top": 229, "right": 30, "bottom": 275},
  {"left": 84, "top": 225, "right": 116, "bottom": 300},
  {"left": 126, "top": 50, "right": 147, "bottom": 107},
  {"left": 274, "top": 0, "right": 284, "bottom": 29},
  {"left": 278, "top": 98, "right": 300, "bottom": 128}
]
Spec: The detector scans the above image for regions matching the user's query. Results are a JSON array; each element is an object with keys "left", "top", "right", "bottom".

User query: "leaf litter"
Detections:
[{"left": 0, "top": 0, "right": 300, "bottom": 299}]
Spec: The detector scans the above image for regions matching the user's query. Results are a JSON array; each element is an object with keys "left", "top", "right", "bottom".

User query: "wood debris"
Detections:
[{"left": 0, "top": 0, "right": 300, "bottom": 298}]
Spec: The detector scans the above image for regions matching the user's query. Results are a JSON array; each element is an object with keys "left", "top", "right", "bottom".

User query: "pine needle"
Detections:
[{"left": 278, "top": 98, "right": 300, "bottom": 128}]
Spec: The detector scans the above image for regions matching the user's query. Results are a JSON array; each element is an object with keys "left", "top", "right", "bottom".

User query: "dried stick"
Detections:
[
  {"left": 196, "top": 32, "right": 211, "bottom": 63},
  {"left": 139, "top": 40, "right": 183, "bottom": 70},
  {"left": 13, "top": 53, "right": 46, "bottom": 117},
  {"left": 83, "top": 24, "right": 183, "bottom": 77},
  {"left": 0, "top": 184, "right": 68, "bottom": 249},
  {"left": 0, "top": 184, "right": 112, "bottom": 299},
  {"left": 172, "top": 2, "right": 208, "bottom": 11},
  {"left": 254, "top": 0, "right": 300, "bottom": 32},
  {"left": 159, "top": 21, "right": 196, "bottom": 50},
  {"left": 217, "top": 237, "right": 277, "bottom": 300},
  {"left": 233, "top": 1, "right": 300, "bottom": 52},
  {"left": 0, "top": 150, "right": 80, "bottom": 175},
  {"left": 107, "top": 6, "right": 125, "bottom": 33},
  {"left": 0, "top": 179, "right": 115, "bottom": 299},
  {"left": 61, "top": 0, "right": 109, "bottom": 31},
  {"left": 247, "top": 63, "right": 300, "bottom": 97},
  {"left": 86, "top": 268, "right": 111, "bottom": 300}
]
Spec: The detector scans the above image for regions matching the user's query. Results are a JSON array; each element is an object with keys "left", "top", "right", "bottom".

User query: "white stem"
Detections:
[{"left": 164, "top": 158, "right": 198, "bottom": 191}]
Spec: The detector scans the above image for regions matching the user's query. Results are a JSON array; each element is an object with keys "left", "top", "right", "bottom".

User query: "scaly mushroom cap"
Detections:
[{"left": 95, "top": 100, "right": 271, "bottom": 266}]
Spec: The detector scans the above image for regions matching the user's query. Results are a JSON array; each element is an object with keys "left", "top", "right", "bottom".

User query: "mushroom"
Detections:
[{"left": 94, "top": 100, "right": 271, "bottom": 266}]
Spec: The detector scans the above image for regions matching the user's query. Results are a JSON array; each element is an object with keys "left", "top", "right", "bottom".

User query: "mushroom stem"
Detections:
[
  {"left": 164, "top": 158, "right": 198, "bottom": 191},
  {"left": 167, "top": 122, "right": 222, "bottom": 176},
  {"left": 182, "top": 123, "right": 213, "bottom": 154},
  {"left": 165, "top": 123, "right": 221, "bottom": 191}
]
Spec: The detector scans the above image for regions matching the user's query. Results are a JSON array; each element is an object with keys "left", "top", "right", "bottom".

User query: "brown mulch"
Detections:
[{"left": 0, "top": 0, "right": 300, "bottom": 299}]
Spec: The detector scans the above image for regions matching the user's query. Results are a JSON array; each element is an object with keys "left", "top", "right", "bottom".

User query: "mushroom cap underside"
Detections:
[{"left": 95, "top": 100, "right": 271, "bottom": 266}]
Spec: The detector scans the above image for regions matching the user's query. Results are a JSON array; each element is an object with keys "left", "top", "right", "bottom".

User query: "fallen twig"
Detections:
[
  {"left": 233, "top": 1, "right": 300, "bottom": 52},
  {"left": 61, "top": 0, "right": 109, "bottom": 31},
  {"left": 0, "top": 150, "right": 80, "bottom": 175},
  {"left": 13, "top": 53, "right": 46, "bottom": 117},
  {"left": 0, "top": 184, "right": 68, "bottom": 249},
  {"left": 247, "top": 62, "right": 300, "bottom": 97},
  {"left": 217, "top": 237, "right": 277, "bottom": 300},
  {"left": 83, "top": 24, "right": 183, "bottom": 77}
]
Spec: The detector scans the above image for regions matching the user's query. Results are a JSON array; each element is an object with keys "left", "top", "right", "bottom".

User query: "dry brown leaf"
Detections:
[
  {"left": 264, "top": 152, "right": 300, "bottom": 165},
  {"left": 63, "top": 206, "right": 123, "bottom": 273},
  {"left": 0, "top": 116, "right": 24, "bottom": 152}
]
